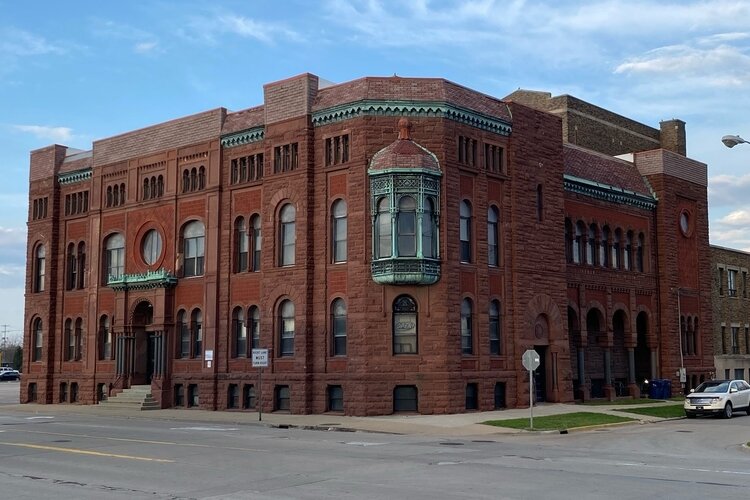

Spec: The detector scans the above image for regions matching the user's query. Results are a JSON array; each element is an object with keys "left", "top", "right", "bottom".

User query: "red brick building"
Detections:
[{"left": 22, "top": 74, "right": 713, "bottom": 415}]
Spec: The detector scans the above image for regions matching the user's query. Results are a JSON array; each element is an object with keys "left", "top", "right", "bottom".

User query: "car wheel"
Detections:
[{"left": 723, "top": 402, "right": 733, "bottom": 419}]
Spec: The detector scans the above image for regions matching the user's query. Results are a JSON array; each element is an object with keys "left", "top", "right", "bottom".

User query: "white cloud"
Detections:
[
  {"left": 717, "top": 210, "right": 750, "bottom": 226},
  {"left": 12, "top": 125, "right": 74, "bottom": 143},
  {"left": 180, "top": 12, "right": 303, "bottom": 46},
  {"left": 134, "top": 41, "right": 159, "bottom": 54},
  {"left": 0, "top": 28, "right": 66, "bottom": 57},
  {"left": 709, "top": 174, "right": 750, "bottom": 208},
  {"left": 0, "top": 227, "right": 27, "bottom": 248}
]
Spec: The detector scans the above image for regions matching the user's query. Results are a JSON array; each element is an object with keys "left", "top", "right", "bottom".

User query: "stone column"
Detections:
[
  {"left": 604, "top": 349, "right": 613, "bottom": 400},
  {"left": 578, "top": 348, "right": 586, "bottom": 400}
]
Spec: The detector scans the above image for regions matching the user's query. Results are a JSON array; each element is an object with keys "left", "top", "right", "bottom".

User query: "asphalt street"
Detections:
[{"left": 1, "top": 380, "right": 749, "bottom": 499}]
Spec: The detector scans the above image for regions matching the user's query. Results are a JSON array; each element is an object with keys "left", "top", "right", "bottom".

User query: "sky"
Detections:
[{"left": 1, "top": 0, "right": 749, "bottom": 337}]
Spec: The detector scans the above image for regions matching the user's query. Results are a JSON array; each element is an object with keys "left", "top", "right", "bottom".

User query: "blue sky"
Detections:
[{"left": 2, "top": 0, "right": 750, "bottom": 336}]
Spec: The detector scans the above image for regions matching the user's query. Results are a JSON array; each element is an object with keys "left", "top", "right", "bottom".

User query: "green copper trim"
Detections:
[
  {"left": 221, "top": 127, "right": 265, "bottom": 148},
  {"left": 371, "top": 258, "right": 441, "bottom": 285},
  {"left": 58, "top": 168, "right": 92, "bottom": 185},
  {"left": 108, "top": 268, "right": 178, "bottom": 291},
  {"left": 313, "top": 100, "right": 512, "bottom": 136},
  {"left": 564, "top": 175, "right": 657, "bottom": 210}
]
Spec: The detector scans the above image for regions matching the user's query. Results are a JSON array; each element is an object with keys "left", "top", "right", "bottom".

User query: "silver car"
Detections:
[{"left": 684, "top": 379, "right": 750, "bottom": 419}]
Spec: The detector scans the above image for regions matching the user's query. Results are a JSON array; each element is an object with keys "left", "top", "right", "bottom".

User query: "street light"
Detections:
[{"left": 721, "top": 135, "right": 749, "bottom": 148}]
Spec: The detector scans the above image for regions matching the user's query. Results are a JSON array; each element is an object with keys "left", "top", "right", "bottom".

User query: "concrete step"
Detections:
[{"left": 98, "top": 385, "right": 160, "bottom": 411}]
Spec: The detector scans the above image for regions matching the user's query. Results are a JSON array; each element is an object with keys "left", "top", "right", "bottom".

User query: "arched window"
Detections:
[
  {"left": 32, "top": 318, "right": 43, "bottom": 361},
  {"left": 279, "top": 300, "right": 295, "bottom": 357},
  {"left": 461, "top": 298, "right": 473, "bottom": 355},
  {"left": 190, "top": 168, "right": 197, "bottom": 191},
  {"left": 99, "top": 315, "right": 111, "bottom": 360},
  {"left": 397, "top": 196, "right": 417, "bottom": 257},
  {"left": 488, "top": 206, "right": 499, "bottom": 267},
  {"left": 233, "top": 307, "right": 246, "bottom": 358},
  {"left": 564, "top": 218, "right": 573, "bottom": 263},
  {"left": 35, "top": 244, "right": 46, "bottom": 292},
  {"left": 143, "top": 178, "right": 150, "bottom": 200},
  {"left": 105, "top": 233, "right": 125, "bottom": 281},
  {"left": 423, "top": 197, "right": 437, "bottom": 259},
  {"left": 489, "top": 300, "right": 501, "bottom": 355},
  {"left": 693, "top": 317, "right": 699, "bottom": 356},
  {"left": 113, "top": 185, "right": 120, "bottom": 206},
  {"left": 332, "top": 199, "right": 347, "bottom": 263},
  {"left": 64, "top": 319, "right": 73, "bottom": 361},
  {"left": 279, "top": 204, "right": 296, "bottom": 266},
  {"left": 636, "top": 232, "right": 645, "bottom": 272},
  {"left": 157, "top": 175, "right": 164, "bottom": 197},
  {"left": 624, "top": 230, "right": 633, "bottom": 271},
  {"left": 376, "top": 198, "right": 392, "bottom": 259},
  {"left": 586, "top": 224, "right": 596, "bottom": 265},
  {"left": 393, "top": 295, "right": 417, "bottom": 354},
  {"left": 74, "top": 318, "right": 82, "bottom": 360},
  {"left": 601, "top": 226, "right": 611, "bottom": 268},
  {"left": 183, "top": 221, "right": 205, "bottom": 277},
  {"left": 77, "top": 242, "right": 86, "bottom": 289},
  {"left": 249, "top": 305, "right": 260, "bottom": 349},
  {"left": 331, "top": 298, "right": 347, "bottom": 356},
  {"left": 235, "top": 217, "right": 247, "bottom": 273},
  {"left": 106, "top": 186, "right": 113, "bottom": 207},
  {"left": 178, "top": 310, "right": 189, "bottom": 358},
  {"left": 66, "top": 243, "right": 77, "bottom": 290},
  {"left": 119, "top": 183, "right": 126, "bottom": 205},
  {"left": 191, "top": 309, "right": 202, "bottom": 358},
  {"left": 150, "top": 177, "right": 156, "bottom": 199},
  {"left": 573, "top": 222, "right": 583, "bottom": 264},
  {"left": 612, "top": 229, "right": 622, "bottom": 269},
  {"left": 198, "top": 166, "right": 206, "bottom": 190},
  {"left": 459, "top": 200, "right": 472, "bottom": 263},
  {"left": 680, "top": 315, "right": 687, "bottom": 356},
  {"left": 250, "top": 215, "right": 261, "bottom": 272},
  {"left": 182, "top": 170, "right": 190, "bottom": 193}
]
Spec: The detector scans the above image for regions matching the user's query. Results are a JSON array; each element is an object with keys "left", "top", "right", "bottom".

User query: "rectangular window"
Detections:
[
  {"left": 325, "top": 135, "right": 350, "bottom": 166},
  {"left": 465, "top": 383, "right": 478, "bottom": 410},
  {"left": 231, "top": 153, "right": 264, "bottom": 184},
  {"left": 728, "top": 269, "right": 738, "bottom": 297},
  {"left": 188, "top": 384, "right": 199, "bottom": 407},
  {"left": 275, "top": 385, "right": 290, "bottom": 411},
  {"left": 174, "top": 384, "right": 184, "bottom": 406},
  {"left": 484, "top": 143, "right": 504, "bottom": 173},
  {"left": 719, "top": 268, "right": 725, "bottom": 296},
  {"left": 735, "top": 368, "right": 745, "bottom": 381},
  {"left": 725, "top": 369, "right": 731, "bottom": 379},
  {"left": 743, "top": 271, "right": 748, "bottom": 298},
  {"left": 458, "top": 136, "right": 477, "bottom": 166},
  {"left": 274, "top": 143, "right": 298, "bottom": 173},
  {"left": 746, "top": 326, "right": 749, "bottom": 355},
  {"left": 180, "top": 322, "right": 190, "bottom": 358},
  {"left": 393, "top": 385, "right": 418, "bottom": 412},
  {"left": 228, "top": 384, "right": 239, "bottom": 409},
  {"left": 243, "top": 384, "right": 256, "bottom": 409},
  {"left": 732, "top": 326, "right": 740, "bottom": 354},
  {"left": 328, "top": 385, "right": 344, "bottom": 412}
]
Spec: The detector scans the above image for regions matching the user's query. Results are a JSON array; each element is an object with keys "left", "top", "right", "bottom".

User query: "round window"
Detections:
[
  {"left": 679, "top": 211, "right": 690, "bottom": 236},
  {"left": 142, "top": 229, "right": 163, "bottom": 265}
]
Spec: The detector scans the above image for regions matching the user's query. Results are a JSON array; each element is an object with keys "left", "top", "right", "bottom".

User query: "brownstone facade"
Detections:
[{"left": 22, "top": 73, "right": 713, "bottom": 415}]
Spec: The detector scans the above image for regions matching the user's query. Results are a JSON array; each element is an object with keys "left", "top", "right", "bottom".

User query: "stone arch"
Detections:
[{"left": 524, "top": 294, "right": 564, "bottom": 344}]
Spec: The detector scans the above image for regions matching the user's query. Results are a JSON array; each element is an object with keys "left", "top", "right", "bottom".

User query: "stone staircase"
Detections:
[{"left": 98, "top": 385, "right": 160, "bottom": 411}]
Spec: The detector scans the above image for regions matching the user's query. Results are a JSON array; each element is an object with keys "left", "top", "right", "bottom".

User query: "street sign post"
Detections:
[
  {"left": 252, "top": 349, "right": 269, "bottom": 421},
  {"left": 522, "top": 349, "right": 540, "bottom": 430}
]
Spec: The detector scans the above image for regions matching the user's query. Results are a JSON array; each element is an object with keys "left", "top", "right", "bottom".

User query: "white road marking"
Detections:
[{"left": 169, "top": 426, "right": 238, "bottom": 431}]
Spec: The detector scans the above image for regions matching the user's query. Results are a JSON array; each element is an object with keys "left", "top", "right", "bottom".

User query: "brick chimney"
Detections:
[{"left": 660, "top": 119, "right": 686, "bottom": 156}]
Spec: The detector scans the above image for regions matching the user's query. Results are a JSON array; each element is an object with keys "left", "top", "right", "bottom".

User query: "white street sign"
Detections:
[{"left": 252, "top": 349, "right": 269, "bottom": 368}]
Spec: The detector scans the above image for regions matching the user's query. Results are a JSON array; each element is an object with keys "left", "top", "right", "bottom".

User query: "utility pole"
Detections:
[{"left": 0, "top": 324, "right": 7, "bottom": 367}]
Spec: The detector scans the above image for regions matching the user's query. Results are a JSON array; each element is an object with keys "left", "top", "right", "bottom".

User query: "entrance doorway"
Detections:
[
  {"left": 533, "top": 345, "right": 547, "bottom": 403},
  {"left": 634, "top": 312, "right": 651, "bottom": 386},
  {"left": 131, "top": 301, "right": 155, "bottom": 385}
]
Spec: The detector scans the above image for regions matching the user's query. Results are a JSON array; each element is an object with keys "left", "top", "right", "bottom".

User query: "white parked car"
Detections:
[{"left": 684, "top": 379, "right": 750, "bottom": 419}]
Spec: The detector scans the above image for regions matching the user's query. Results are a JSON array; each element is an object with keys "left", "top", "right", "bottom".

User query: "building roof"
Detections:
[
  {"left": 564, "top": 144, "right": 652, "bottom": 197},
  {"left": 369, "top": 118, "right": 440, "bottom": 172},
  {"left": 222, "top": 105, "right": 264, "bottom": 135}
]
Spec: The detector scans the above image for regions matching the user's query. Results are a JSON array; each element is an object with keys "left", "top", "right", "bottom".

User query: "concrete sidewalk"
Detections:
[{"left": 0, "top": 400, "right": 681, "bottom": 437}]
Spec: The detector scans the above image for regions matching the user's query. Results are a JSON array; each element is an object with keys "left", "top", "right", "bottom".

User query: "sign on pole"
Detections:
[
  {"left": 522, "top": 349, "right": 540, "bottom": 430},
  {"left": 252, "top": 349, "right": 269, "bottom": 421}
]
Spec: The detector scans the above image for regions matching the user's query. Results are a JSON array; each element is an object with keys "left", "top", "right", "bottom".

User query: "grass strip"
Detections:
[
  {"left": 615, "top": 405, "right": 685, "bottom": 419},
  {"left": 483, "top": 411, "right": 635, "bottom": 431},
  {"left": 583, "top": 398, "right": 667, "bottom": 406}
]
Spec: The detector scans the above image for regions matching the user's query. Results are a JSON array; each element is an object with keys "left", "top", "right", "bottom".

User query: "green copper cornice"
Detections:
[
  {"left": 58, "top": 168, "right": 92, "bottom": 185},
  {"left": 221, "top": 126, "right": 265, "bottom": 148},
  {"left": 564, "top": 174, "right": 657, "bottom": 210},
  {"left": 108, "top": 268, "right": 178, "bottom": 291},
  {"left": 313, "top": 100, "right": 512, "bottom": 136}
]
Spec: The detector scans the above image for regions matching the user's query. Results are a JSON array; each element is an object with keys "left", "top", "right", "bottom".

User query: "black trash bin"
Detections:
[{"left": 661, "top": 379, "right": 672, "bottom": 399}]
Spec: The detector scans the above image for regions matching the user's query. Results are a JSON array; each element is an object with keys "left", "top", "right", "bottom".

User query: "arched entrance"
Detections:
[
  {"left": 131, "top": 300, "right": 155, "bottom": 385},
  {"left": 634, "top": 312, "right": 651, "bottom": 387},
  {"left": 612, "top": 310, "right": 629, "bottom": 397},
  {"left": 585, "top": 308, "right": 606, "bottom": 398}
]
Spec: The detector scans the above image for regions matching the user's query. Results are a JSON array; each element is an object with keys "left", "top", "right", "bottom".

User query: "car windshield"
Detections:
[{"left": 694, "top": 381, "right": 729, "bottom": 393}]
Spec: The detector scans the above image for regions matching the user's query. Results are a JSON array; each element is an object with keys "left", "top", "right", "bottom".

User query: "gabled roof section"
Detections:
[
  {"left": 564, "top": 144, "right": 652, "bottom": 197},
  {"left": 564, "top": 144, "right": 656, "bottom": 210}
]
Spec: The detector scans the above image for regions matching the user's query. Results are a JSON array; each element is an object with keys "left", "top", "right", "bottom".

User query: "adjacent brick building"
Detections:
[
  {"left": 711, "top": 245, "right": 750, "bottom": 382},
  {"left": 22, "top": 74, "right": 714, "bottom": 415}
]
